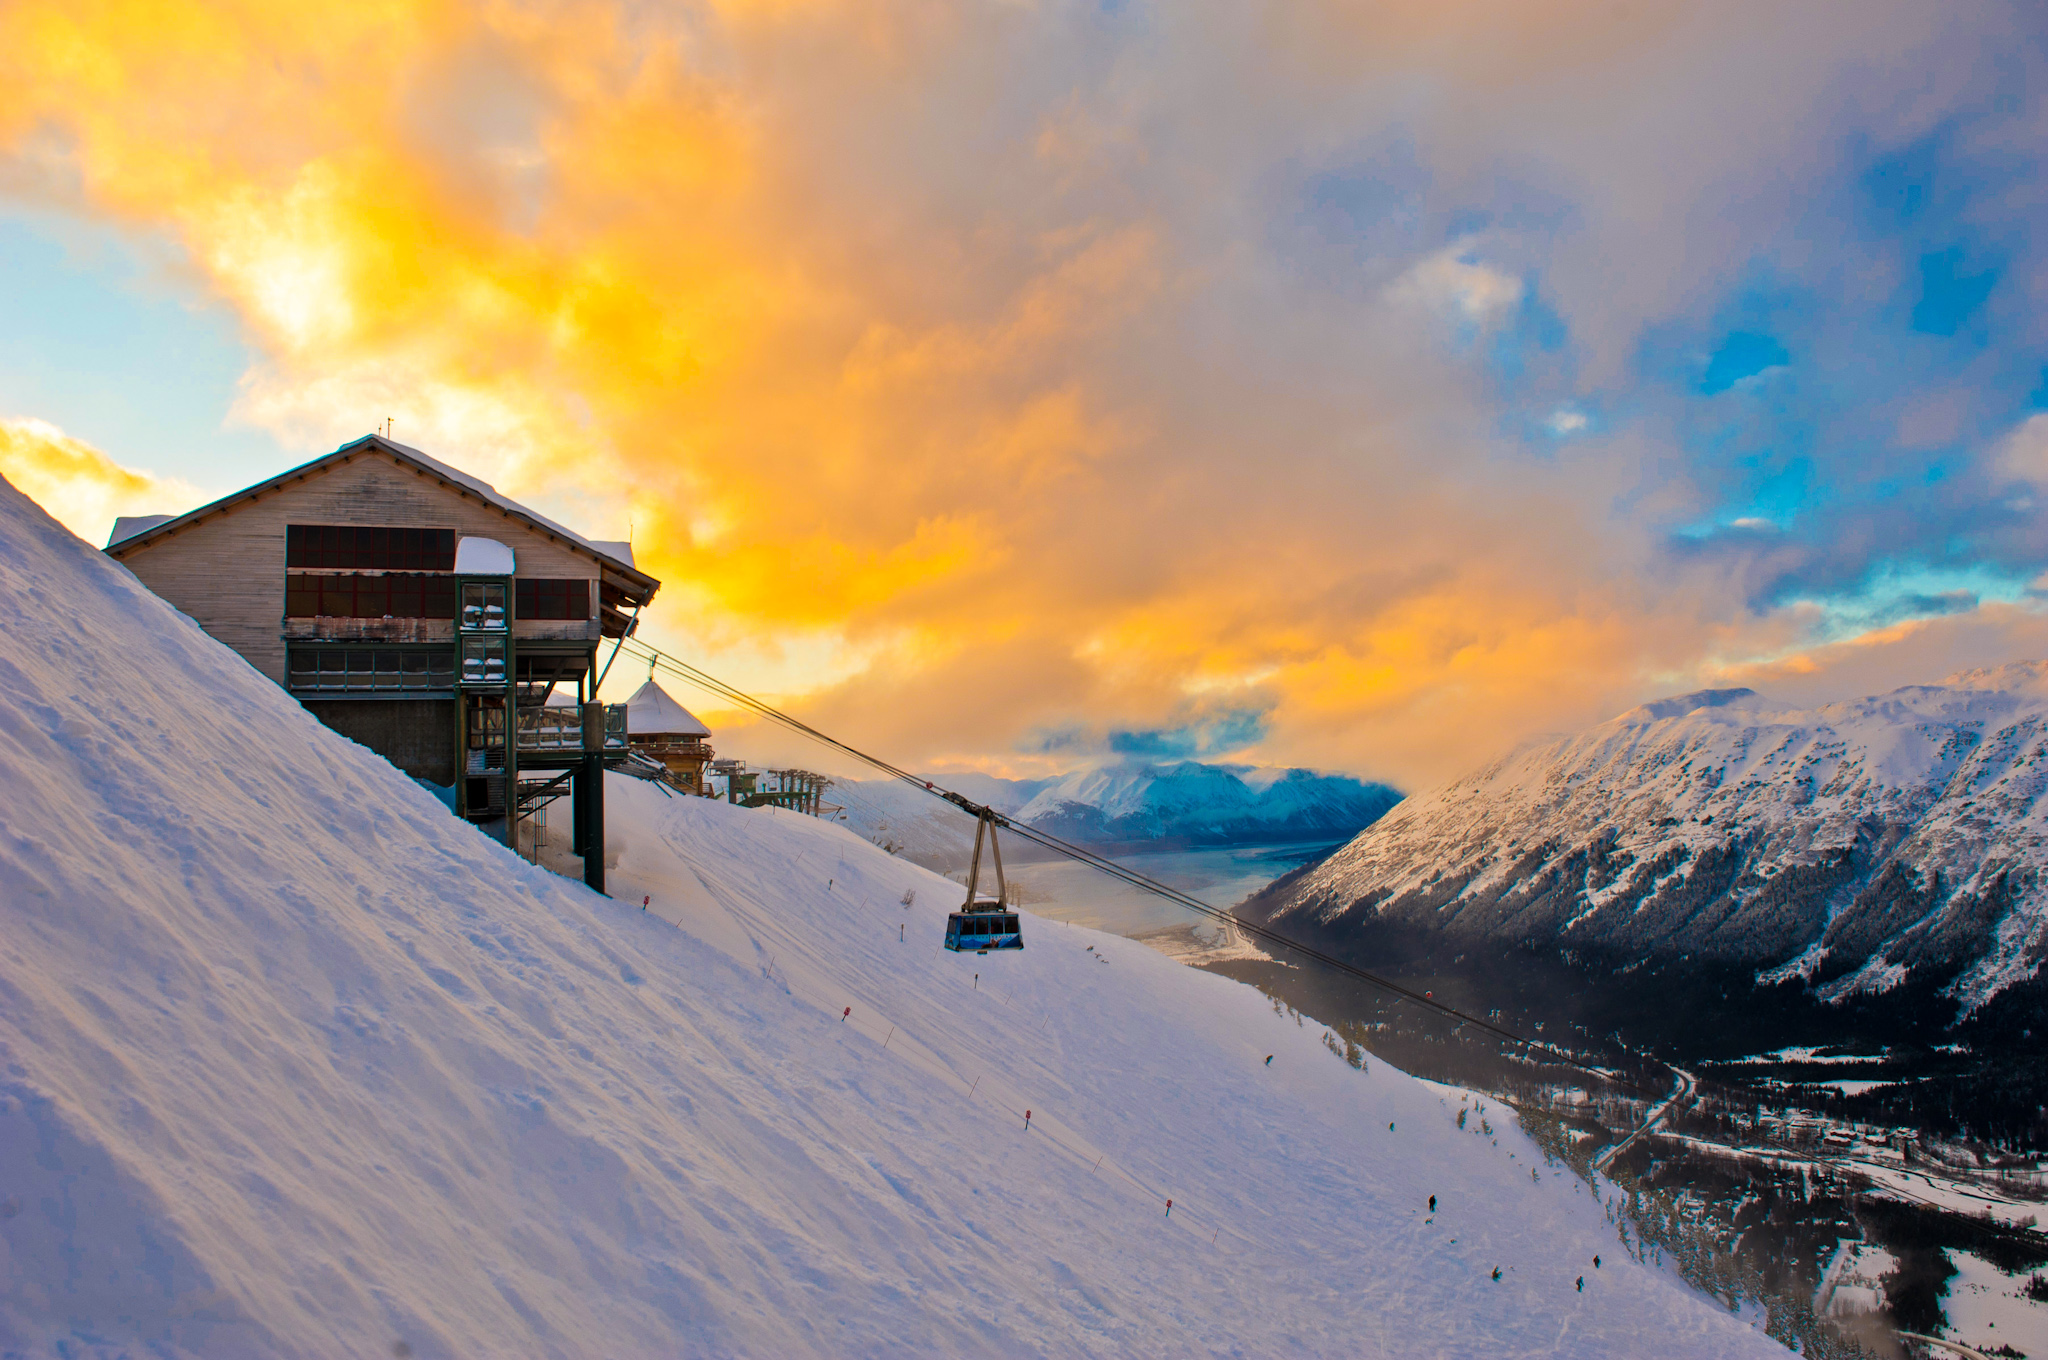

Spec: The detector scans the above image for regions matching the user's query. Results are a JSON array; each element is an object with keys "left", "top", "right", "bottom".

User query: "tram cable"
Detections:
[{"left": 613, "top": 637, "right": 1665, "bottom": 1100}]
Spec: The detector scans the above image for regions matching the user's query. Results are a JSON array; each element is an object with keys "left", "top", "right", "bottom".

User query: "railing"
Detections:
[
  {"left": 633, "top": 737, "right": 712, "bottom": 760},
  {"left": 514, "top": 704, "right": 628, "bottom": 752}
]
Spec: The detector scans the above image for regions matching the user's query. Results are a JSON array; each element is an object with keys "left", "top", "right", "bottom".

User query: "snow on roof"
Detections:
[
  {"left": 103, "top": 434, "right": 652, "bottom": 592},
  {"left": 589, "top": 539, "right": 634, "bottom": 568},
  {"left": 623, "top": 677, "right": 711, "bottom": 736},
  {"left": 453, "top": 536, "right": 516, "bottom": 575},
  {"left": 107, "top": 514, "right": 173, "bottom": 547}
]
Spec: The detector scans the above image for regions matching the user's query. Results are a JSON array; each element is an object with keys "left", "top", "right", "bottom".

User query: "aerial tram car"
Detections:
[{"left": 944, "top": 805, "right": 1024, "bottom": 952}]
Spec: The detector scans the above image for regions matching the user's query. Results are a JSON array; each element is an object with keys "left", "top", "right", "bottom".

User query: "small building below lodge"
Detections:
[
  {"left": 621, "top": 678, "right": 715, "bottom": 793},
  {"left": 104, "top": 433, "right": 677, "bottom": 891}
]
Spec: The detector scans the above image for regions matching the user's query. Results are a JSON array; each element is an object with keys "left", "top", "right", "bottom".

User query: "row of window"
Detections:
[
  {"left": 285, "top": 575, "right": 591, "bottom": 621},
  {"left": 287, "top": 524, "right": 456, "bottom": 571},
  {"left": 952, "top": 915, "right": 1021, "bottom": 936},
  {"left": 288, "top": 648, "right": 456, "bottom": 692},
  {"left": 288, "top": 573, "right": 458, "bottom": 619},
  {"left": 288, "top": 646, "right": 599, "bottom": 693}
]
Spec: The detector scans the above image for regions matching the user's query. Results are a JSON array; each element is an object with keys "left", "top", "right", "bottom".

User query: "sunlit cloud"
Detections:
[
  {"left": 1, "top": 0, "right": 2041, "bottom": 787},
  {"left": 0, "top": 417, "right": 202, "bottom": 547},
  {"left": 1390, "top": 241, "right": 1523, "bottom": 328}
]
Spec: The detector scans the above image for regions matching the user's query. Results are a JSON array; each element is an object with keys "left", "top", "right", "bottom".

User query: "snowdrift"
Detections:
[{"left": 0, "top": 475, "right": 1780, "bottom": 1358}]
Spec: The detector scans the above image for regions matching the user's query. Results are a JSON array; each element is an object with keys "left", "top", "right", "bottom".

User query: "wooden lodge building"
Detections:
[{"left": 104, "top": 433, "right": 663, "bottom": 892}]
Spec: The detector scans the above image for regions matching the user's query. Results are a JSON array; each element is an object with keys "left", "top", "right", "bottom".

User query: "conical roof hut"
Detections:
[{"left": 623, "top": 678, "right": 712, "bottom": 737}]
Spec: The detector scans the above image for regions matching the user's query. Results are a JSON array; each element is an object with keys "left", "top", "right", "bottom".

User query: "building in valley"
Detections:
[{"left": 104, "top": 433, "right": 662, "bottom": 891}]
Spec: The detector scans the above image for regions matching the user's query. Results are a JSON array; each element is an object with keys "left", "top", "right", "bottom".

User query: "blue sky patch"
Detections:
[
  {"left": 1699, "top": 331, "right": 1790, "bottom": 395},
  {"left": 1911, "top": 247, "right": 2000, "bottom": 337}
]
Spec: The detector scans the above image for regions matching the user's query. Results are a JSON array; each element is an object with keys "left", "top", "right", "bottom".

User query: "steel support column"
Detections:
[{"left": 581, "top": 701, "right": 606, "bottom": 895}]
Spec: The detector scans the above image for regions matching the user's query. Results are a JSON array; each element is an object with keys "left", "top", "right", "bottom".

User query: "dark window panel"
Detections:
[
  {"left": 514, "top": 578, "right": 593, "bottom": 620},
  {"left": 287, "top": 525, "right": 457, "bottom": 571},
  {"left": 285, "top": 573, "right": 461, "bottom": 618},
  {"left": 287, "top": 646, "right": 456, "bottom": 691}
]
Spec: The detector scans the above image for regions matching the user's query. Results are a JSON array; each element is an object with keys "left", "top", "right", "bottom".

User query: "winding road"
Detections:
[{"left": 1594, "top": 1068, "right": 1695, "bottom": 1173}]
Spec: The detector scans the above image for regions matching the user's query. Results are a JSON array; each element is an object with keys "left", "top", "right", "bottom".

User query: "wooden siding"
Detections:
[{"left": 112, "top": 450, "right": 600, "bottom": 686}]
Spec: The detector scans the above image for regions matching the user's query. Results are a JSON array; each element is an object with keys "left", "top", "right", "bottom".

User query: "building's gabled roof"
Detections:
[
  {"left": 107, "top": 514, "right": 174, "bottom": 547},
  {"left": 103, "top": 434, "right": 659, "bottom": 634},
  {"left": 623, "top": 678, "right": 711, "bottom": 737}
]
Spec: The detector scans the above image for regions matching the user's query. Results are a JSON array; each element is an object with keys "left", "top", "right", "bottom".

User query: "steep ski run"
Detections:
[
  {"left": 0, "top": 474, "right": 1773, "bottom": 1357},
  {"left": 1249, "top": 678, "right": 2048, "bottom": 1020}
]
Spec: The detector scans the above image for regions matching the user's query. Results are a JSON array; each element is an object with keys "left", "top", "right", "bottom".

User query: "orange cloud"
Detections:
[
  {"left": 0, "top": 0, "right": 2005, "bottom": 787},
  {"left": 0, "top": 418, "right": 200, "bottom": 547}
]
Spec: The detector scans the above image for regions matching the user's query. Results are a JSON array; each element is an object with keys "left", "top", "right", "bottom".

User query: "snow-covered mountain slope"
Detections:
[
  {"left": 838, "top": 763, "right": 1399, "bottom": 871},
  {"left": 1250, "top": 677, "right": 2048, "bottom": 1017},
  {"left": 0, "top": 473, "right": 1780, "bottom": 1357},
  {"left": 1017, "top": 762, "right": 1401, "bottom": 846}
]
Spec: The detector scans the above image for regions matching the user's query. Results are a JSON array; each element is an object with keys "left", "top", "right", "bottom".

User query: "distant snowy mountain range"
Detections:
[
  {"left": 834, "top": 762, "right": 1401, "bottom": 870},
  {"left": 1246, "top": 669, "right": 2048, "bottom": 1049}
]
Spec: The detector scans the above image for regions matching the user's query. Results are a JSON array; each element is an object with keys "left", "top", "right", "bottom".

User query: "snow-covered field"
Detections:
[{"left": 0, "top": 474, "right": 1783, "bottom": 1357}]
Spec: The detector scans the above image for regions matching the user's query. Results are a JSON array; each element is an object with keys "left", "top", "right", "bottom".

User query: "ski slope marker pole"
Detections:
[{"left": 883, "top": 1026, "right": 895, "bottom": 1049}]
